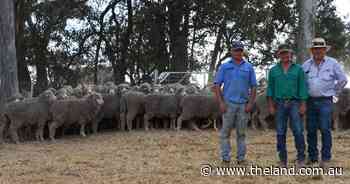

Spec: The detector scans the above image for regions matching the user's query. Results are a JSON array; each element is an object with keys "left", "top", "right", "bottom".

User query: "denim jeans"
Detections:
[
  {"left": 306, "top": 98, "right": 333, "bottom": 161},
  {"left": 275, "top": 99, "right": 305, "bottom": 163},
  {"left": 220, "top": 102, "right": 248, "bottom": 161}
]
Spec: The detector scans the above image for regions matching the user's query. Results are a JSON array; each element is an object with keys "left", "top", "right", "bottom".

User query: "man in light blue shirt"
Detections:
[
  {"left": 213, "top": 41, "right": 257, "bottom": 165},
  {"left": 302, "top": 38, "right": 348, "bottom": 168}
]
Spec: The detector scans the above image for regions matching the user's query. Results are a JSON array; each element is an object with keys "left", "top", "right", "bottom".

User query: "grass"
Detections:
[{"left": 0, "top": 129, "right": 349, "bottom": 184}]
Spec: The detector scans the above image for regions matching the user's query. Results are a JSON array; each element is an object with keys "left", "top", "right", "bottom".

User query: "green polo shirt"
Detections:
[{"left": 266, "top": 63, "right": 308, "bottom": 101}]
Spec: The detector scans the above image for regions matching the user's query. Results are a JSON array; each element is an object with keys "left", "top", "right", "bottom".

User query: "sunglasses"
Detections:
[{"left": 312, "top": 42, "right": 326, "bottom": 47}]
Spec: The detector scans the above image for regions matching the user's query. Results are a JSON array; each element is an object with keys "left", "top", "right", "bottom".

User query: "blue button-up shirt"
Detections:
[
  {"left": 302, "top": 56, "right": 348, "bottom": 97},
  {"left": 214, "top": 58, "right": 257, "bottom": 104}
]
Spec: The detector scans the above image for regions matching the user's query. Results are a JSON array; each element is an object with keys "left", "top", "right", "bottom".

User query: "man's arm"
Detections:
[
  {"left": 334, "top": 62, "right": 348, "bottom": 94},
  {"left": 298, "top": 68, "right": 308, "bottom": 115},
  {"left": 246, "top": 66, "right": 257, "bottom": 112},
  {"left": 213, "top": 84, "right": 227, "bottom": 114},
  {"left": 266, "top": 69, "right": 276, "bottom": 115},
  {"left": 248, "top": 87, "right": 257, "bottom": 105},
  {"left": 213, "top": 66, "right": 227, "bottom": 113},
  {"left": 213, "top": 85, "right": 225, "bottom": 104},
  {"left": 267, "top": 96, "right": 276, "bottom": 115}
]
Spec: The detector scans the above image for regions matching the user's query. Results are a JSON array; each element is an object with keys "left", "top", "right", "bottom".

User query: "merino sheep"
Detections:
[
  {"left": 48, "top": 93, "right": 104, "bottom": 141},
  {"left": 95, "top": 90, "right": 123, "bottom": 131},
  {"left": 143, "top": 88, "right": 185, "bottom": 131},
  {"left": 120, "top": 91, "right": 146, "bottom": 131},
  {"left": 177, "top": 95, "right": 221, "bottom": 131},
  {"left": 119, "top": 83, "right": 151, "bottom": 131},
  {"left": 2, "top": 90, "right": 56, "bottom": 143},
  {"left": 333, "top": 88, "right": 350, "bottom": 130}
]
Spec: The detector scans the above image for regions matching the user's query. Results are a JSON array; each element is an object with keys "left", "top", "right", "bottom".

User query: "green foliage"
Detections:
[
  {"left": 315, "top": 0, "right": 348, "bottom": 59},
  {"left": 16, "top": 0, "right": 350, "bottom": 88}
]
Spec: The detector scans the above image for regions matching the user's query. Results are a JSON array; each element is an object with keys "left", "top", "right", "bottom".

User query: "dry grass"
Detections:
[{"left": 0, "top": 129, "right": 349, "bottom": 184}]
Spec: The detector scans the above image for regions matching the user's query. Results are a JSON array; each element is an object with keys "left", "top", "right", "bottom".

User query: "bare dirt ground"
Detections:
[{"left": 0, "top": 129, "right": 349, "bottom": 184}]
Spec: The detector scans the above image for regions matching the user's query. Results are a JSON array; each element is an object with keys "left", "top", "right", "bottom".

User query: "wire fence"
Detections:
[{"left": 154, "top": 71, "right": 214, "bottom": 88}]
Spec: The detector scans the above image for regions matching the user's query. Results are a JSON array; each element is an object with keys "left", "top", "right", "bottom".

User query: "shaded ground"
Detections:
[{"left": 0, "top": 129, "right": 349, "bottom": 184}]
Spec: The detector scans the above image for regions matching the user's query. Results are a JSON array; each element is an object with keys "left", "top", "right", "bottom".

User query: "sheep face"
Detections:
[{"left": 88, "top": 93, "right": 104, "bottom": 107}]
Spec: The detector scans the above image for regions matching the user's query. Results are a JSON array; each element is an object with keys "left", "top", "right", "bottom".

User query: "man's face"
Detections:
[
  {"left": 311, "top": 47, "right": 327, "bottom": 61},
  {"left": 278, "top": 51, "right": 292, "bottom": 63},
  {"left": 231, "top": 48, "right": 244, "bottom": 61}
]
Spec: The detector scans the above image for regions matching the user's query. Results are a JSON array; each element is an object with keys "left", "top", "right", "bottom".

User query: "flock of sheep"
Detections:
[
  {"left": 0, "top": 82, "right": 222, "bottom": 144},
  {"left": 1, "top": 81, "right": 349, "bottom": 144}
]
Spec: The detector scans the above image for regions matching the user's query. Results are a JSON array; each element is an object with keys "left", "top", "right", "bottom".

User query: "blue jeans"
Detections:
[
  {"left": 306, "top": 98, "right": 333, "bottom": 161},
  {"left": 220, "top": 102, "right": 247, "bottom": 161},
  {"left": 275, "top": 100, "right": 305, "bottom": 162}
]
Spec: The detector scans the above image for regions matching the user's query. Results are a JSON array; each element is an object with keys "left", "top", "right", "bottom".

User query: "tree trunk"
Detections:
[
  {"left": 209, "top": 15, "right": 227, "bottom": 83},
  {"left": 168, "top": 0, "right": 188, "bottom": 72},
  {"left": 94, "top": 39, "right": 101, "bottom": 84},
  {"left": 33, "top": 53, "right": 48, "bottom": 96},
  {"left": 148, "top": 2, "right": 169, "bottom": 73},
  {"left": 16, "top": 0, "right": 32, "bottom": 97},
  {"left": 0, "top": 0, "right": 20, "bottom": 105},
  {"left": 296, "top": 0, "right": 316, "bottom": 63},
  {"left": 115, "top": 0, "right": 133, "bottom": 84}
]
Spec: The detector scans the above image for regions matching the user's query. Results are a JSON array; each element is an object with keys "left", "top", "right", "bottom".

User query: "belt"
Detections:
[
  {"left": 275, "top": 98, "right": 298, "bottom": 102},
  {"left": 309, "top": 96, "right": 332, "bottom": 100},
  {"left": 276, "top": 98, "right": 299, "bottom": 104}
]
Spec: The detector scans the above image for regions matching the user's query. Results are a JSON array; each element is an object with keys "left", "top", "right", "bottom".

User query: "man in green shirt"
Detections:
[{"left": 267, "top": 44, "right": 308, "bottom": 168}]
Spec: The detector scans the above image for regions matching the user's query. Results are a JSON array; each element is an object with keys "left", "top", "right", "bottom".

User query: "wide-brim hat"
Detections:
[
  {"left": 276, "top": 44, "right": 293, "bottom": 55},
  {"left": 309, "top": 37, "right": 331, "bottom": 51}
]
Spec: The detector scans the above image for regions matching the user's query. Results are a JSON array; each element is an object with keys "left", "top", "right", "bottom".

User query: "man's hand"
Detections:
[
  {"left": 219, "top": 101, "right": 227, "bottom": 114},
  {"left": 245, "top": 102, "right": 254, "bottom": 113},
  {"left": 213, "top": 85, "right": 227, "bottom": 114},
  {"left": 268, "top": 104, "right": 276, "bottom": 115},
  {"left": 299, "top": 102, "right": 306, "bottom": 115}
]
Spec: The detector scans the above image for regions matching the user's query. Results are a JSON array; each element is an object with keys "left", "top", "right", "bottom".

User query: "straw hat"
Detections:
[{"left": 310, "top": 37, "right": 331, "bottom": 51}]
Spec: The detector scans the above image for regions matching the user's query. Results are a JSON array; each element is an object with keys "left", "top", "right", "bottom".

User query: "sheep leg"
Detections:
[
  {"left": 259, "top": 116, "right": 268, "bottom": 130},
  {"left": 36, "top": 120, "right": 46, "bottom": 142},
  {"left": 333, "top": 113, "right": 339, "bottom": 131},
  {"left": 213, "top": 119, "right": 218, "bottom": 131},
  {"left": 80, "top": 122, "right": 87, "bottom": 137},
  {"left": 49, "top": 121, "right": 59, "bottom": 142},
  {"left": 250, "top": 114, "right": 257, "bottom": 130},
  {"left": 92, "top": 121, "right": 99, "bottom": 134},
  {"left": 170, "top": 118, "right": 176, "bottom": 130},
  {"left": 39, "top": 125, "right": 45, "bottom": 142},
  {"left": 114, "top": 114, "right": 120, "bottom": 130},
  {"left": 126, "top": 114, "right": 134, "bottom": 131},
  {"left": 165, "top": 119, "right": 169, "bottom": 129},
  {"left": 136, "top": 116, "right": 142, "bottom": 130},
  {"left": 120, "top": 113, "right": 126, "bottom": 131},
  {"left": 21, "top": 126, "right": 30, "bottom": 141},
  {"left": 35, "top": 126, "right": 41, "bottom": 142},
  {"left": 9, "top": 123, "right": 20, "bottom": 144},
  {"left": 200, "top": 119, "right": 213, "bottom": 129},
  {"left": 260, "top": 119, "right": 267, "bottom": 130},
  {"left": 154, "top": 119, "right": 160, "bottom": 129},
  {"left": 61, "top": 125, "right": 67, "bottom": 137},
  {"left": 0, "top": 121, "right": 6, "bottom": 144},
  {"left": 144, "top": 114, "right": 151, "bottom": 131},
  {"left": 189, "top": 120, "right": 201, "bottom": 131},
  {"left": 176, "top": 116, "right": 183, "bottom": 131}
]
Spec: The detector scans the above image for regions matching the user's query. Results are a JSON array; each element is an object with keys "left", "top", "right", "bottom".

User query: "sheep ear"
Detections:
[{"left": 94, "top": 95, "right": 104, "bottom": 105}]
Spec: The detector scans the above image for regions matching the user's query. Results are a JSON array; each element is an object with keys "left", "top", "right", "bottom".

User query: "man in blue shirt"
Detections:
[
  {"left": 213, "top": 41, "right": 257, "bottom": 165},
  {"left": 302, "top": 38, "right": 348, "bottom": 168}
]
